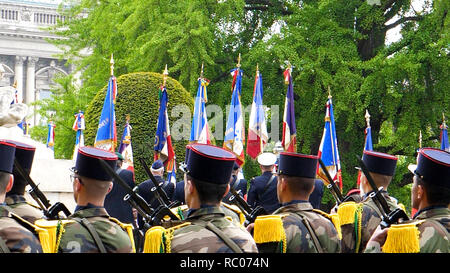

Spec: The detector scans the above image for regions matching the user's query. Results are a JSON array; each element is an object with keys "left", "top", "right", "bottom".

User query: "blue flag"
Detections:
[{"left": 94, "top": 76, "right": 117, "bottom": 153}]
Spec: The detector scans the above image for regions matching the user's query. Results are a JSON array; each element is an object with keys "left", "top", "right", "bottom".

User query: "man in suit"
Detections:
[{"left": 104, "top": 152, "right": 135, "bottom": 225}]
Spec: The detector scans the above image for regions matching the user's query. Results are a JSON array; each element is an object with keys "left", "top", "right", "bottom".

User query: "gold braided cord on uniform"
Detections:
[
  {"left": 108, "top": 217, "right": 136, "bottom": 253},
  {"left": 354, "top": 204, "right": 364, "bottom": 253},
  {"left": 312, "top": 209, "right": 342, "bottom": 240},
  {"left": 382, "top": 221, "right": 424, "bottom": 253},
  {"left": 54, "top": 220, "right": 65, "bottom": 253},
  {"left": 337, "top": 201, "right": 358, "bottom": 225},
  {"left": 253, "top": 214, "right": 287, "bottom": 253},
  {"left": 222, "top": 203, "right": 246, "bottom": 226}
]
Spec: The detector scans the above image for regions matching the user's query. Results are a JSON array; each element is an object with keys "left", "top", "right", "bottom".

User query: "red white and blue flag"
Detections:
[
  {"left": 190, "top": 77, "right": 211, "bottom": 144},
  {"left": 281, "top": 67, "right": 296, "bottom": 152},
  {"left": 317, "top": 95, "right": 343, "bottom": 191},
  {"left": 154, "top": 84, "right": 176, "bottom": 175},
  {"left": 246, "top": 67, "right": 268, "bottom": 159},
  {"left": 223, "top": 67, "right": 245, "bottom": 166},
  {"left": 94, "top": 76, "right": 117, "bottom": 153}
]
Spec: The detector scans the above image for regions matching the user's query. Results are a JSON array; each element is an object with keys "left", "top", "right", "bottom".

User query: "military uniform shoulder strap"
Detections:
[
  {"left": 221, "top": 202, "right": 245, "bottom": 226},
  {"left": 290, "top": 210, "right": 324, "bottom": 253},
  {"left": 312, "top": 209, "right": 342, "bottom": 240},
  {"left": 143, "top": 222, "right": 191, "bottom": 253},
  {"left": 72, "top": 217, "right": 107, "bottom": 253},
  {"left": 195, "top": 219, "right": 244, "bottom": 253},
  {"left": 108, "top": 217, "right": 136, "bottom": 253}
]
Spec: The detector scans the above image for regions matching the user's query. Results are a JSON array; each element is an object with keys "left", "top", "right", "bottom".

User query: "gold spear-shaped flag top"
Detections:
[
  {"left": 328, "top": 85, "right": 332, "bottom": 99},
  {"left": 237, "top": 53, "right": 241, "bottom": 68},
  {"left": 365, "top": 109, "right": 371, "bottom": 128},
  {"left": 163, "top": 64, "right": 169, "bottom": 87},
  {"left": 110, "top": 54, "right": 115, "bottom": 76}
]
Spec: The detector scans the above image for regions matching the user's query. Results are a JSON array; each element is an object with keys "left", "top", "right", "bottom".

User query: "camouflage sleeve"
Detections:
[
  {"left": 0, "top": 227, "right": 43, "bottom": 253},
  {"left": 418, "top": 221, "right": 450, "bottom": 253}
]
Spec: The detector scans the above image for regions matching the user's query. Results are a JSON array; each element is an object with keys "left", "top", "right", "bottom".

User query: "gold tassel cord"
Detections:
[
  {"left": 382, "top": 222, "right": 423, "bottom": 253},
  {"left": 253, "top": 215, "right": 287, "bottom": 253}
]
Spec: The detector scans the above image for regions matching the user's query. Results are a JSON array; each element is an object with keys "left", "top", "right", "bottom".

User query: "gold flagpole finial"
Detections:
[
  {"left": 126, "top": 114, "right": 130, "bottom": 123},
  {"left": 13, "top": 80, "right": 17, "bottom": 89},
  {"left": 443, "top": 112, "right": 446, "bottom": 125},
  {"left": 256, "top": 63, "right": 259, "bottom": 74},
  {"left": 237, "top": 53, "right": 241, "bottom": 68},
  {"left": 163, "top": 64, "right": 169, "bottom": 87},
  {"left": 365, "top": 109, "right": 371, "bottom": 128},
  {"left": 110, "top": 54, "right": 115, "bottom": 76},
  {"left": 328, "top": 86, "right": 332, "bottom": 99},
  {"left": 200, "top": 62, "right": 204, "bottom": 79}
]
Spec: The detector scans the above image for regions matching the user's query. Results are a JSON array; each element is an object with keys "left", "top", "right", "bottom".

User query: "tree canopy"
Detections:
[{"left": 38, "top": 0, "right": 449, "bottom": 211}]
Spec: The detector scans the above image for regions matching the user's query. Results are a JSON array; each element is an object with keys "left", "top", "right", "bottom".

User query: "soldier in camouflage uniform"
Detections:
[
  {"left": 252, "top": 152, "right": 341, "bottom": 253},
  {"left": 54, "top": 146, "right": 134, "bottom": 253},
  {"left": 339, "top": 150, "right": 403, "bottom": 253},
  {"left": 365, "top": 148, "right": 450, "bottom": 253},
  {"left": 3, "top": 140, "right": 44, "bottom": 223},
  {"left": 145, "top": 144, "right": 257, "bottom": 253},
  {"left": 0, "top": 141, "right": 42, "bottom": 253}
]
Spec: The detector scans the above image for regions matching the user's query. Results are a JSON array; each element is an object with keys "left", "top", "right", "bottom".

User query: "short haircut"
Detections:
[
  {"left": 0, "top": 171, "right": 11, "bottom": 194},
  {"left": 186, "top": 174, "right": 228, "bottom": 204},
  {"left": 416, "top": 175, "right": 450, "bottom": 206},
  {"left": 280, "top": 175, "right": 315, "bottom": 194}
]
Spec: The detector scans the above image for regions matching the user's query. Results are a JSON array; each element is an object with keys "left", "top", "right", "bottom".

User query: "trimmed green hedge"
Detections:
[{"left": 84, "top": 72, "right": 194, "bottom": 183}]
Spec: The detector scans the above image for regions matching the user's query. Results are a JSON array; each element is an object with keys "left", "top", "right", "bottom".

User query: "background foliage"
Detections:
[{"left": 35, "top": 0, "right": 449, "bottom": 213}]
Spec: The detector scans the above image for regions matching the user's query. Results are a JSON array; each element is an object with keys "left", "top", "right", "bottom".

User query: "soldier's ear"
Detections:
[
  {"left": 223, "top": 184, "right": 230, "bottom": 198},
  {"left": 5, "top": 174, "right": 13, "bottom": 193}
]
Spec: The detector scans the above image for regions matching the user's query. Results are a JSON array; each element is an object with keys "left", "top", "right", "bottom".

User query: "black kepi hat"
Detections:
[
  {"left": 0, "top": 140, "right": 16, "bottom": 174},
  {"left": 361, "top": 150, "right": 398, "bottom": 176},
  {"left": 186, "top": 144, "right": 236, "bottom": 184},
  {"left": 3, "top": 140, "right": 35, "bottom": 173},
  {"left": 73, "top": 146, "right": 117, "bottom": 181},
  {"left": 408, "top": 148, "right": 450, "bottom": 188},
  {"left": 277, "top": 152, "right": 318, "bottom": 178}
]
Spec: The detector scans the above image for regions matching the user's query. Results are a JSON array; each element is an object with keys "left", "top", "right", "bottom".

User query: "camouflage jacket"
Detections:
[
  {"left": 170, "top": 206, "right": 258, "bottom": 253},
  {"left": 57, "top": 207, "right": 134, "bottom": 253},
  {"left": 0, "top": 204, "right": 43, "bottom": 253},
  {"left": 5, "top": 194, "right": 44, "bottom": 224},
  {"left": 259, "top": 201, "right": 341, "bottom": 253},
  {"left": 340, "top": 191, "right": 401, "bottom": 253},
  {"left": 364, "top": 206, "right": 450, "bottom": 253}
]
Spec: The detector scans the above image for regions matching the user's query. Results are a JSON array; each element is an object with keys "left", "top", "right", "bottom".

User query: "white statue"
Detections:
[{"left": 0, "top": 85, "right": 28, "bottom": 127}]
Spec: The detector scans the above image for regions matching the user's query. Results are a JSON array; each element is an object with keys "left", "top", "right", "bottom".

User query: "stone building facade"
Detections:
[{"left": 0, "top": 0, "right": 72, "bottom": 126}]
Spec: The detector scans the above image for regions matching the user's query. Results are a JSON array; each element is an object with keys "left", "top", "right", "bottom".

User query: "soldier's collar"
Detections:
[{"left": 413, "top": 205, "right": 448, "bottom": 219}]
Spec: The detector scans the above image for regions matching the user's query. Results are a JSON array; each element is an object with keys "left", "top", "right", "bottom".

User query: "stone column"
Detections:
[
  {"left": 26, "top": 56, "right": 38, "bottom": 126},
  {"left": 14, "top": 56, "right": 26, "bottom": 103}
]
